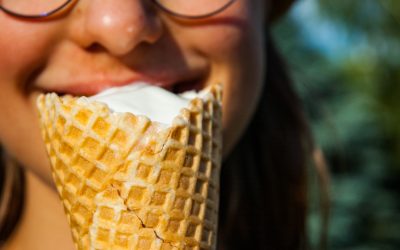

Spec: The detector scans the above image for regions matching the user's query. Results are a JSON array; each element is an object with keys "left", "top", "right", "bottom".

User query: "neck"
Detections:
[{"left": 4, "top": 168, "right": 75, "bottom": 250}]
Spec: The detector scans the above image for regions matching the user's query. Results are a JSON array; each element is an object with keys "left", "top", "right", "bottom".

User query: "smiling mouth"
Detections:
[{"left": 36, "top": 74, "right": 207, "bottom": 97}]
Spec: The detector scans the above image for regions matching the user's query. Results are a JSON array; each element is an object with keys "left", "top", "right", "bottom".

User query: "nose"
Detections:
[{"left": 72, "top": 0, "right": 163, "bottom": 56}]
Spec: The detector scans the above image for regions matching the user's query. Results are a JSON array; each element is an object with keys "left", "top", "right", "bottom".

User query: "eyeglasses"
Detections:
[{"left": 0, "top": 0, "right": 236, "bottom": 19}]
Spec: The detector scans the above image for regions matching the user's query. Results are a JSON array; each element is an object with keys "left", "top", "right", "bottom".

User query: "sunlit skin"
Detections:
[{"left": 0, "top": 0, "right": 268, "bottom": 248}]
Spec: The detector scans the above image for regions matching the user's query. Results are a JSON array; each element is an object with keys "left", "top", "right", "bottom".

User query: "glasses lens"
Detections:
[
  {"left": 1, "top": 0, "right": 69, "bottom": 17},
  {"left": 155, "top": 0, "right": 234, "bottom": 18}
]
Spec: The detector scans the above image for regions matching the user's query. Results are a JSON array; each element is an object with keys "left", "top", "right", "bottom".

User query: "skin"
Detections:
[{"left": 0, "top": 0, "right": 268, "bottom": 248}]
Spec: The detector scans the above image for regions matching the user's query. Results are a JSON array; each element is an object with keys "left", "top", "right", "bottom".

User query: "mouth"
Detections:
[{"left": 35, "top": 72, "right": 207, "bottom": 97}]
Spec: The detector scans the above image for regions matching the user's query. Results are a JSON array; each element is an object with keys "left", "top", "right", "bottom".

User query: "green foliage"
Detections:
[{"left": 273, "top": 0, "right": 400, "bottom": 249}]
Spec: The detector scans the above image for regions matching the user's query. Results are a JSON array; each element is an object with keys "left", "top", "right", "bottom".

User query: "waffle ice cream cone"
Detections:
[{"left": 36, "top": 84, "right": 223, "bottom": 250}]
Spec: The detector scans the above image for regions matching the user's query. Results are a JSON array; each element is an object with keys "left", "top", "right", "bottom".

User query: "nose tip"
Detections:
[{"left": 82, "top": 0, "right": 163, "bottom": 56}]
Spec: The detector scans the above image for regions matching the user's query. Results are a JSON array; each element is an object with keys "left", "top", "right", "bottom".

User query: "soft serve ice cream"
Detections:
[
  {"left": 89, "top": 83, "right": 189, "bottom": 125},
  {"left": 89, "top": 82, "right": 212, "bottom": 125}
]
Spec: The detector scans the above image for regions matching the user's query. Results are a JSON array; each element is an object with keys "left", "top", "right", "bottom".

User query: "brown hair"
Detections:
[
  {"left": 269, "top": 0, "right": 296, "bottom": 22},
  {"left": 217, "top": 31, "right": 312, "bottom": 249},
  {"left": 0, "top": 153, "right": 26, "bottom": 244}
]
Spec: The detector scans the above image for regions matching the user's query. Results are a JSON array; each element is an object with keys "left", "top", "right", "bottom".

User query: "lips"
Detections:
[{"left": 34, "top": 69, "right": 207, "bottom": 97}]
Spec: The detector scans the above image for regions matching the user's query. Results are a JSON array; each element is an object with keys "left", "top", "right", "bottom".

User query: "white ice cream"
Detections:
[{"left": 89, "top": 83, "right": 207, "bottom": 125}]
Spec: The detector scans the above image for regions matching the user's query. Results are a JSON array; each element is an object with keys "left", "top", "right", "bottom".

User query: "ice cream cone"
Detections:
[{"left": 36, "top": 85, "right": 223, "bottom": 250}]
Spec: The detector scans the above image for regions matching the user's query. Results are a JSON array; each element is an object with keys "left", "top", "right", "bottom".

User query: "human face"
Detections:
[{"left": 0, "top": 0, "right": 268, "bottom": 186}]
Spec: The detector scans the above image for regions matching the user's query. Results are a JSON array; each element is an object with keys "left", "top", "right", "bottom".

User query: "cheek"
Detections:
[
  {"left": 0, "top": 16, "right": 62, "bottom": 81},
  {"left": 182, "top": 0, "right": 264, "bottom": 60},
  {"left": 0, "top": 82, "right": 53, "bottom": 186},
  {"left": 192, "top": 27, "right": 244, "bottom": 60},
  {"left": 0, "top": 16, "right": 63, "bottom": 184},
  {"left": 180, "top": 14, "right": 265, "bottom": 156}
]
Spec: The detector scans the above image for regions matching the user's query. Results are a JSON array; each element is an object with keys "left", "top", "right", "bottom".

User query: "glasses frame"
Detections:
[
  {"left": 0, "top": 0, "right": 74, "bottom": 19},
  {"left": 153, "top": 0, "right": 236, "bottom": 19},
  {"left": 0, "top": 0, "right": 236, "bottom": 19}
]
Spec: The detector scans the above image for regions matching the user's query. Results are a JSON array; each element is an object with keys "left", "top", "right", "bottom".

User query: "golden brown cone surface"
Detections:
[{"left": 36, "top": 85, "right": 223, "bottom": 250}]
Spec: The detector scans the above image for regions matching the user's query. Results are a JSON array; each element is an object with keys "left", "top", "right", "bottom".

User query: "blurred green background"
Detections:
[{"left": 273, "top": 0, "right": 400, "bottom": 249}]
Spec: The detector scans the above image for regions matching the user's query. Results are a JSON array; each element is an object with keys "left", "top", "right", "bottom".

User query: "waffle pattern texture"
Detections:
[{"left": 36, "top": 85, "right": 222, "bottom": 250}]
